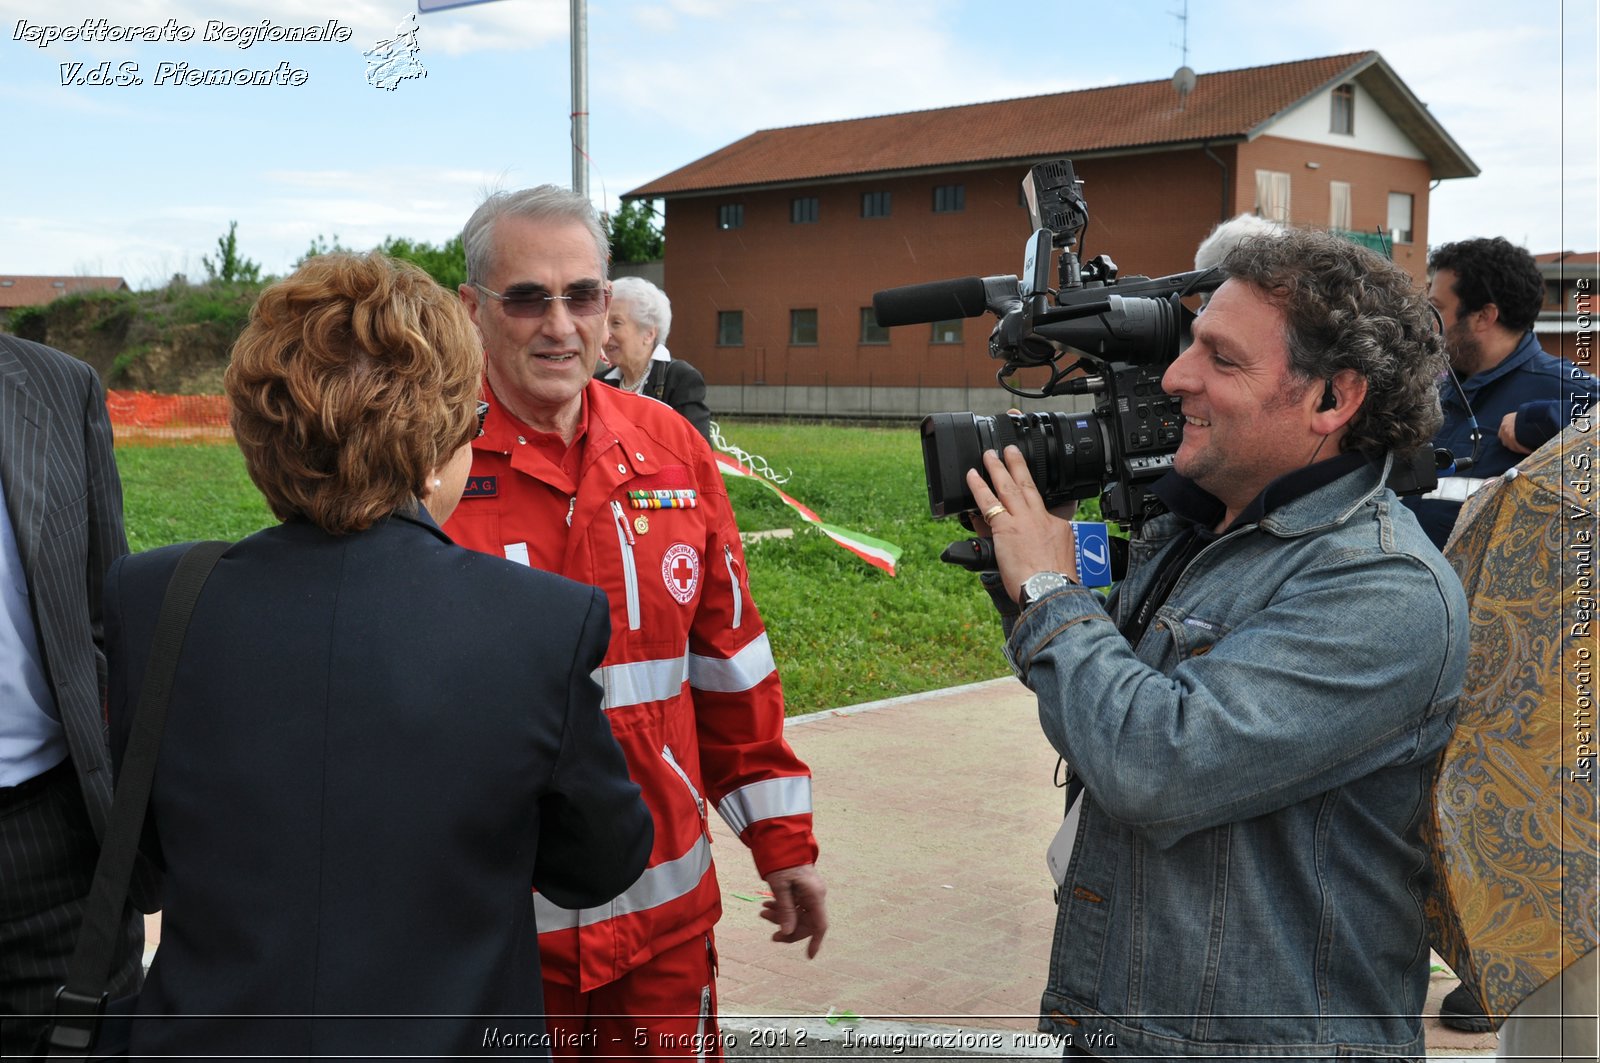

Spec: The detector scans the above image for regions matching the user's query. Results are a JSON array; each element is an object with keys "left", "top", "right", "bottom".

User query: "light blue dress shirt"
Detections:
[{"left": 0, "top": 468, "right": 67, "bottom": 786}]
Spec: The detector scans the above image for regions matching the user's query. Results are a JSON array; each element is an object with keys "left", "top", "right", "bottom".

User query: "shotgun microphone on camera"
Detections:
[{"left": 872, "top": 275, "right": 1017, "bottom": 327}]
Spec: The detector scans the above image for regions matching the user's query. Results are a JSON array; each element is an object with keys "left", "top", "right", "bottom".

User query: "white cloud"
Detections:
[
  {"left": 0, "top": 77, "right": 147, "bottom": 117},
  {"left": 1204, "top": 0, "right": 1593, "bottom": 250},
  {"left": 600, "top": 0, "right": 1088, "bottom": 149}
]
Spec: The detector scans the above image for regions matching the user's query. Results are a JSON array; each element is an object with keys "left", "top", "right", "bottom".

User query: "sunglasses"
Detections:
[
  {"left": 475, "top": 400, "right": 489, "bottom": 438},
  {"left": 474, "top": 282, "right": 608, "bottom": 319}
]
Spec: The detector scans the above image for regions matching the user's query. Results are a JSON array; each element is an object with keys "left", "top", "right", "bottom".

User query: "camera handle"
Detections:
[
  {"left": 941, "top": 539, "right": 1022, "bottom": 632},
  {"left": 940, "top": 536, "right": 997, "bottom": 571}
]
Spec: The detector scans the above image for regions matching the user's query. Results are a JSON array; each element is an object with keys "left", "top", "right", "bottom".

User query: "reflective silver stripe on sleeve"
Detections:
[
  {"left": 716, "top": 776, "right": 814, "bottom": 836},
  {"left": 688, "top": 633, "right": 777, "bottom": 694},
  {"left": 533, "top": 832, "right": 713, "bottom": 932},
  {"left": 1420, "top": 476, "right": 1488, "bottom": 502},
  {"left": 593, "top": 653, "right": 688, "bottom": 710}
]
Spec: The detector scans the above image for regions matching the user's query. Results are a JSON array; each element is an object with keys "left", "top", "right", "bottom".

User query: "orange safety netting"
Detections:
[{"left": 107, "top": 391, "right": 232, "bottom": 445}]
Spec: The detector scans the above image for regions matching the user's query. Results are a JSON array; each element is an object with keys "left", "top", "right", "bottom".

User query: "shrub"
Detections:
[{"left": 6, "top": 304, "right": 48, "bottom": 339}]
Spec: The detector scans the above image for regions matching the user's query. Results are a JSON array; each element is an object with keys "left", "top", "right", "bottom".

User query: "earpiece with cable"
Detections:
[{"left": 1318, "top": 379, "right": 1337, "bottom": 412}]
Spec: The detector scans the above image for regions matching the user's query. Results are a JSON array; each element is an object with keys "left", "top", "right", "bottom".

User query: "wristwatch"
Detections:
[{"left": 1019, "top": 571, "right": 1072, "bottom": 610}]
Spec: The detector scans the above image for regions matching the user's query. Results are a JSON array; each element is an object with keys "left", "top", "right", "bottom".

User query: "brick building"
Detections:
[
  {"left": 0, "top": 275, "right": 129, "bottom": 313},
  {"left": 627, "top": 51, "right": 1477, "bottom": 418},
  {"left": 1533, "top": 251, "right": 1598, "bottom": 372}
]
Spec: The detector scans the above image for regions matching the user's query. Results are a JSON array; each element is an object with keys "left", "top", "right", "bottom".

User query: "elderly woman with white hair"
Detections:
[
  {"left": 1194, "top": 213, "right": 1286, "bottom": 272},
  {"left": 596, "top": 276, "right": 712, "bottom": 440}
]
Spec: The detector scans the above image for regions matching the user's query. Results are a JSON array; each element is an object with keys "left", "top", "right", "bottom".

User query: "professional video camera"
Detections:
[{"left": 873, "top": 159, "right": 1220, "bottom": 537}]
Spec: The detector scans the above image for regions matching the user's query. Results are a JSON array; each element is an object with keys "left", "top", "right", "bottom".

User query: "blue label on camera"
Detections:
[{"left": 1071, "top": 521, "right": 1113, "bottom": 587}]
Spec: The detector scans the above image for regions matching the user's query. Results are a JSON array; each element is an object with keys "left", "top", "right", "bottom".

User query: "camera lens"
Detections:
[{"left": 920, "top": 411, "right": 1108, "bottom": 518}]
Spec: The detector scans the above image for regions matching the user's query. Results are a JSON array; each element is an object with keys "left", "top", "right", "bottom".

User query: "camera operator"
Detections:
[{"left": 966, "top": 228, "right": 1468, "bottom": 1061}]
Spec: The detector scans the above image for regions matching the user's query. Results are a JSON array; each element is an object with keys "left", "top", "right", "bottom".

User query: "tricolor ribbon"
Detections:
[{"left": 715, "top": 454, "right": 901, "bottom": 576}]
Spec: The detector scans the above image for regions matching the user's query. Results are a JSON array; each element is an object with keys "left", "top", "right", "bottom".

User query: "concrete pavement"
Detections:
[{"left": 710, "top": 678, "right": 1499, "bottom": 1059}]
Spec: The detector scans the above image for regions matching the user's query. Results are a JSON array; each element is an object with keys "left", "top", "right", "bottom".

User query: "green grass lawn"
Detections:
[
  {"left": 115, "top": 419, "right": 1017, "bottom": 714},
  {"left": 116, "top": 443, "right": 274, "bottom": 550}
]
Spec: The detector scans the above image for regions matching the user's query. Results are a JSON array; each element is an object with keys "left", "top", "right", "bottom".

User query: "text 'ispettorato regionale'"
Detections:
[{"left": 14, "top": 19, "right": 354, "bottom": 87}]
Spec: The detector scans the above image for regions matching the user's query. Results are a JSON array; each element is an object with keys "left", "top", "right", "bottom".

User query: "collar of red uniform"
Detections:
[
  {"left": 583, "top": 379, "right": 663, "bottom": 480},
  {"left": 472, "top": 377, "right": 662, "bottom": 481}
]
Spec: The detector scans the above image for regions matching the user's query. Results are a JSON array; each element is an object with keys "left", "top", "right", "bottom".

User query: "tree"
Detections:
[
  {"left": 295, "top": 233, "right": 466, "bottom": 291},
  {"left": 378, "top": 235, "right": 466, "bottom": 291},
  {"left": 605, "top": 200, "right": 664, "bottom": 265},
  {"left": 297, "top": 233, "right": 354, "bottom": 265},
  {"left": 201, "top": 221, "right": 262, "bottom": 284}
]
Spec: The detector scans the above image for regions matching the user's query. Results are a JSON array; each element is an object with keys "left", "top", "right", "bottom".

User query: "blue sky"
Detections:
[{"left": 1, "top": 0, "right": 1594, "bottom": 286}]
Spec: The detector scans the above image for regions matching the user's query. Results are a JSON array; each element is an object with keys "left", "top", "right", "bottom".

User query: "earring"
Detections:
[{"left": 432, "top": 478, "right": 442, "bottom": 490}]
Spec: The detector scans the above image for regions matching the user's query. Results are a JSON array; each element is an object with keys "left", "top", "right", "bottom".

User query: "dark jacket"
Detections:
[
  {"left": 0, "top": 335, "right": 143, "bottom": 1026},
  {"left": 596, "top": 357, "right": 712, "bottom": 441},
  {"left": 0, "top": 335, "right": 128, "bottom": 845},
  {"left": 105, "top": 510, "right": 652, "bottom": 1059},
  {"left": 1406, "top": 331, "right": 1597, "bottom": 546}
]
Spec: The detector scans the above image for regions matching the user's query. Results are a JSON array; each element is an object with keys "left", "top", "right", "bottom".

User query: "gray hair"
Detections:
[
  {"left": 610, "top": 276, "right": 672, "bottom": 347},
  {"left": 1220, "top": 228, "right": 1446, "bottom": 457},
  {"left": 1195, "top": 213, "right": 1286, "bottom": 272},
  {"left": 461, "top": 186, "right": 610, "bottom": 286}
]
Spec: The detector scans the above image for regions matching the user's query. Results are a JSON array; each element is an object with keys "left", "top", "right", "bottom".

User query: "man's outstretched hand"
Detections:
[{"left": 761, "top": 864, "right": 828, "bottom": 958}]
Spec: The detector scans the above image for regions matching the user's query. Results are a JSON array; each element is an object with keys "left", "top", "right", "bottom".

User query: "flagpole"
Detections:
[{"left": 571, "top": 0, "right": 588, "bottom": 199}]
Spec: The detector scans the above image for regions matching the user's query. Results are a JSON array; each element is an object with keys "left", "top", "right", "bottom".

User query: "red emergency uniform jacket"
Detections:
[{"left": 445, "top": 380, "right": 818, "bottom": 991}]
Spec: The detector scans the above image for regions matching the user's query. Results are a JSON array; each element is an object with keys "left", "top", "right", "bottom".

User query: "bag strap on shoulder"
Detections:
[{"left": 47, "top": 540, "right": 230, "bottom": 1060}]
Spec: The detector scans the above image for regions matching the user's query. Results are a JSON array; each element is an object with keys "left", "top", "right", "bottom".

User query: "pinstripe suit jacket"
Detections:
[{"left": 0, "top": 334, "right": 129, "bottom": 859}]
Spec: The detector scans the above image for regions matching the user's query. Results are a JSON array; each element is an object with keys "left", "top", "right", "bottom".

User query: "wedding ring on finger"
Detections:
[{"left": 983, "top": 503, "right": 1007, "bottom": 522}]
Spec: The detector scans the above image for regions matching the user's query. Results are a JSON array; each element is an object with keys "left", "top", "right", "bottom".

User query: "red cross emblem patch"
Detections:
[{"left": 661, "top": 543, "right": 700, "bottom": 605}]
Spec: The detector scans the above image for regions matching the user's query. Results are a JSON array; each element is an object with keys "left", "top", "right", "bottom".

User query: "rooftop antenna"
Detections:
[{"left": 1170, "top": 0, "right": 1195, "bottom": 111}]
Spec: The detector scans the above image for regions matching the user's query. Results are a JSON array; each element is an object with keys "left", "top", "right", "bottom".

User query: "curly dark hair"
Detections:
[
  {"left": 225, "top": 253, "right": 483, "bottom": 534},
  {"left": 1220, "top": 229, "right": 1446, "bottom": 456},
  {"left": 1427, "top": 236, "right": 1545, "bottom": 333}
]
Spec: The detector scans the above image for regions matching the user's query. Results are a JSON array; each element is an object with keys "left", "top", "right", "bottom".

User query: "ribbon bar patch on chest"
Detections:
[{"left": 629, "top": 489, "right": 697, "bottom": 510}]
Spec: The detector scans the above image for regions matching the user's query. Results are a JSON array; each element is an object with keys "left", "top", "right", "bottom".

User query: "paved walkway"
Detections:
[
  {"left": 708, "top": 679, "right": 1499, "bottom": 1058},
  {"left": 141, "top": 678, "right": 1499, "bottom": 1057}
]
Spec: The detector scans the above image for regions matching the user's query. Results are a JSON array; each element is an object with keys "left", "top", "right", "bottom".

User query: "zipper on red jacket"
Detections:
[
  {"left": 723, "top": 544, "right": 743, "bottom": 630},
  {"left": 610, "top": 500, "right": 641, "bottom": 630},
  {"left": 695, "top": 983, "right": 712, "bottom": 1062},
  {"left": 662, "top": 744, "right": 708, "bottom": 831}
]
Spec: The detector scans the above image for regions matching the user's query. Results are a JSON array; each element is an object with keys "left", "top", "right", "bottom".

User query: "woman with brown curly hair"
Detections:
[{"left": 103, "top": 252, "right": 651, "bottom": 1058}]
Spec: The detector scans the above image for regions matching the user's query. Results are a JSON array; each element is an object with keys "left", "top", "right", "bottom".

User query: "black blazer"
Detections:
[
  {"left": 106, "top": 511, "right": 652, "bottom": 1057},
  {"left": 596, "top": 358, "right": 712, "bottom": 441},
  {"left": 0, "top": 335, "right": 128, "bottom": 844}
]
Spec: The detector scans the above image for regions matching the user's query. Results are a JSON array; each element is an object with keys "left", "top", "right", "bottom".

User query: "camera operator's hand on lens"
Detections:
[{"left": 965, "top": 446, "right": 1080, "bottom": 604}]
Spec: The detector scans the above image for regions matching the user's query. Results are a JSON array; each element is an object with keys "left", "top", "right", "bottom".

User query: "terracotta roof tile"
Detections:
[{"left": 630, "top": 52, "right": 1378, "bottom": 197}]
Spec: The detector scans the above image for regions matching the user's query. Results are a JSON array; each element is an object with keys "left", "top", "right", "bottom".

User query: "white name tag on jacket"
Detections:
[{"left": 1047, "top": 792, "right": 1083, "bottom": 887}]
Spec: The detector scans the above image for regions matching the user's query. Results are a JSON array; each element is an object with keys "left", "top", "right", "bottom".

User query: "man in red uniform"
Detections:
[{"left": 444, "top": 186, "right": 827, "bottom": 1056}]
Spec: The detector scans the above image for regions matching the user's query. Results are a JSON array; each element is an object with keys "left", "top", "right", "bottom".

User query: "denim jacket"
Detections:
[{"left": 1005, "top": 455, "right": 1467, "bottom": 1061}]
